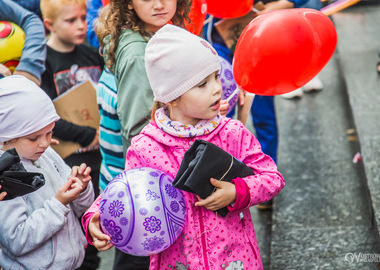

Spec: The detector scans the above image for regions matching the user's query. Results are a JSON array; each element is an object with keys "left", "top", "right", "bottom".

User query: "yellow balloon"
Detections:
[{"left": 0, "top": 21, "right": 25, "bottom": 72}]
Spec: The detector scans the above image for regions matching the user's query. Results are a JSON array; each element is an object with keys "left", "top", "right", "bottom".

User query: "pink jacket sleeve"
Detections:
[
  {"left": 227, "top": 177, "right": 251, "bottom": 212},
  {"left": 233, "top": 122, "right": 285, "bottom": 207},
  {"left": 81, "top": 194, "right": 103, "bottom": 245}
]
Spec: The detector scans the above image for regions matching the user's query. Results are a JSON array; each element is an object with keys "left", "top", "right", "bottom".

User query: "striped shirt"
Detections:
[{"left": 97, "top": 69, "right": 124, "bottom": 190}]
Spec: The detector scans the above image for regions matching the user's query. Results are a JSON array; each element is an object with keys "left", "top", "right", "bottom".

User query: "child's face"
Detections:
[
  {"left": 48, "top": 4, "right": 87, "bottom": 48},
  {"left": 170, "top": 71, "right": 223, "bottom": 126},
  {"left": 129, "top": 0, "right": 177, "bottom": 32},
  {"left": 3, "top": 122, "right": 55, "bottom": 161}
]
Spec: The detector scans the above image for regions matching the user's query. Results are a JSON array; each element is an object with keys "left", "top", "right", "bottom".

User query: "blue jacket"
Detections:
[
  {"left": 0, "top": 0, "right": 46, "bottom": 81},
  {"left": 12, "top": 0, "right": 42, "bottom": 18},
  {"left": 289, "top": 0, "right": 309, "bottom": 7},
  {"left": 86, "top": 0, "right": 103, "bottom": 48}
]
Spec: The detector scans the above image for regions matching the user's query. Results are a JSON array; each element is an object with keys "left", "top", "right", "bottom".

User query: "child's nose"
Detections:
[
  {"left": 213, "top": 81, "right": 223, "bottom": 96},
  {"left": 38, "top": 137, "right": 50, "bottom": 148},
  {"left": 153, "top": 0, "right": 164, "bottom": 9},
  {"left": 78, "top": 19, "right": 86, "bottom": 29}
]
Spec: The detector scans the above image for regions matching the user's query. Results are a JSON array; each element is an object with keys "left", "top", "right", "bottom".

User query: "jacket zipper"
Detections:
[
  {"left": 40, "top": 165, "right": 79, "bottom": 268},
  {"left": 241, "top": 215, "right": 258, "bottom": 261},
  {"left": 38, "top": 166, "right": 59, "bottom": 268},
  {"left": 67, "top": 217, "right": 79, "bottom": 267},
  {"left": 198, "top": 207, "right": 209, "bottom": 270}
]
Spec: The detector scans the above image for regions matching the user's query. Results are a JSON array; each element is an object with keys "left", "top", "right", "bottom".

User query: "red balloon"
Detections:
[
  {"left": 186, "top": 0, "right": 207, "bottom": 35},
  {"left": 102, "top": 0, "right": 109, "bottom": 5},
  {"left": 206, "top": 0, "right": 253, "bottom": 19},
  {"left": 232, "top": 8, "right": 337, "bottom": 95}
]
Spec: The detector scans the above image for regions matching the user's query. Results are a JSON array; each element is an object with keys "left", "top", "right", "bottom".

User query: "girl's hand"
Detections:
[
  {"left": 89, "top": 212, "right": 113, "bottom": 251},
  {"left": 0, "top": 185, "right": 7, "bottom": 201},
  {"left": 0, "top": 64, "right": 11, "bottom": 77},
  {"left": 219, "top": 100, "right": 229, "bottom": 116},
  {"left": 258, "top": 1, "right": 295, "bottom": 14},
  {"left": 87, "top": 129, "right": 100, "bottom": 148},
  {"left": 55, "top": 178, "right": 83, "bottom": 205},
  {"left": 238, "top": 88, "right": 246, "bottom": 106},
  {"left": 71, "top": 163, "right": 91, "bottom": 190},
  {"left": 194, "top": 178, "right": 237, "bottom": 211},
  {"left": 50, "top": 138, "right": 60, "bottom": 145}
]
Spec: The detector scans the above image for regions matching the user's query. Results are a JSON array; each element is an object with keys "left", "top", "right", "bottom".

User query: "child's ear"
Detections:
[
  {"left": 169, "top": 100, "right": 178, "bottom": 108},
  {"left": 1, "top": 139, "right": 16, "bottom": 150},
  {"left": 43, "top": 18, "right": 54, "bottom": 32}
]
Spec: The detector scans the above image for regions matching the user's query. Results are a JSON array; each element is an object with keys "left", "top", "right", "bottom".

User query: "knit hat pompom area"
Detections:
[
  {"left": 0, "top": 75, "right": 60, "bottom": 143},
  {"left": 145, "top": 24, "right": 221, "bottom": 103}
]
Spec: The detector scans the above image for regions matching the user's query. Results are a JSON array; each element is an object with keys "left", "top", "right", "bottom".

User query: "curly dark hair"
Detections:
[{"left": 95, "top": 0, "right": 191, "bottom": 72}]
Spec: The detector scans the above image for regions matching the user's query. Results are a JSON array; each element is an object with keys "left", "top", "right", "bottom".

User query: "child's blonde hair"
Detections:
[
  {"left": 40, "top": 0, "right": 86, "bottom": 21},
  {"left": 95, "top": 0, "right": 191, "bottom": 72}
]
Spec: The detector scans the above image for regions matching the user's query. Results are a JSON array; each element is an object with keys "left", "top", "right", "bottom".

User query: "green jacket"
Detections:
[{"left": 108, "top": 29, "right": 154, "bottom": 157}]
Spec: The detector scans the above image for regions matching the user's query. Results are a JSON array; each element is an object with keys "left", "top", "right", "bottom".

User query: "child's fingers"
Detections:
[
  {"left": 194, "top": 179, "right": 220, "bottom": 207},
  {"left": 210, "top": 178, "right": 234, "bottom": 190},
  {"left": 56, "top": 179, "right": 81, "bottom": 205},
  {"left": 89, "top": 213, "right": 113, "bottom": 251},
  {"left": 219, "top": 100, "right": 229, "bottom": 116},
  {"left": 83, "top": 166, "right": 91, "bottom": 176},
  {"left": 78, "top": 163, "right": 91, "bottom": 176},
  {"left": 66, "top": 184, "right": 82, "bottom": 198},
  {"left": 196, "top": 196, "right": 224, "bottom": 211},
  {"left": 69, "top": 178, "right": 83, "bottom": 190},
  {"left": 93, "top": 239, "right": 114, "bottom": 251},
  {"left": 50, "top": 138, "right": 60, "bottom": 145},
  {"left": 239, "top": 89, "right": 246, "bottom": 106},
  {"left": 60, "top": 178, "right": 74, "bottom": 192},
  {"left": 195, "top": 179, "right": 235, "bottom": 210},
  {"left": 89, "top": 213, "right": 111, "bottom": 241},
  {"left": 0, "top": 190, "right": 7, "bottom": 201},
  {"left": 78, "top": 163, "right": 87, "bottom": 174},
  {"left": 81, "top": 176, "right": 92, "bottom": 183},
  {"left": 63, "top": 179, "right": 82, "bottom": 197},
  {"left": 194, "top": 196, "right": 212, "bottom": 207},
  {"left": 70, "top": 166, "right": 79, "bottom": 177},
  {"left": 210, "top": 178, "right": 222, "bottom": 188}
]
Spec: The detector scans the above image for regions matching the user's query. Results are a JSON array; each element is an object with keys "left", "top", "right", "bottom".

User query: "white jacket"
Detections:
[{"left": 0, "top": 147, "right": 94, "bottom": 269}]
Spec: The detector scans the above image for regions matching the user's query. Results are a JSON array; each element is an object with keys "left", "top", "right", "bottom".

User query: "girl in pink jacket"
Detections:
[{"left": 82, "top": 25, "right": 285, "bottom": 270}]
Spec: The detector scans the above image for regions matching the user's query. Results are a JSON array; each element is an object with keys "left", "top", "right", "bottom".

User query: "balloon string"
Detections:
[
  {"left": 225, "top": 87, "right": 241, "bottom": 103},
  {"left": 205, "top": 15, "right": 214, "bottom": 46},
  {"left": 213, "top": 155, "right": 234, "bottom": 193},
  {"left": 196, "top": 211, "right": 219, "bottom": 241},
  {"left": 203, "top": 15, "right": 214, "bottom": 26},
  {"left": 252, "top": 7, "right": 261, "bottom": 13}
]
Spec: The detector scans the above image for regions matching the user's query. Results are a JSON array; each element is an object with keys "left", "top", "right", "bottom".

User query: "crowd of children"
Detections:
[{"left": 0, "top": 0, "right": 302, "bottom": 269}]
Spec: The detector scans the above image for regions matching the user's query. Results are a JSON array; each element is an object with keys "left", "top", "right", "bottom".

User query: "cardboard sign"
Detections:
[{"left": 52, "top": 80, "right": 100, "bottom": 159}]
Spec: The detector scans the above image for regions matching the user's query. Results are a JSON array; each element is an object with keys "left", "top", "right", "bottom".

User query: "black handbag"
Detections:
[
  {"left": 172, "top": 140, "right": 254, "bottom": 217},
  {"left": 0, "top": 148, "right": 45, "bottom": 200}
]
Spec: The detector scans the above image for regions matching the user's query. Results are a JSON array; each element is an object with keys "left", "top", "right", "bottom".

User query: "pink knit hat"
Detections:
[{"left": 145, "top": 25, "right": 221, "bottom": 103}]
